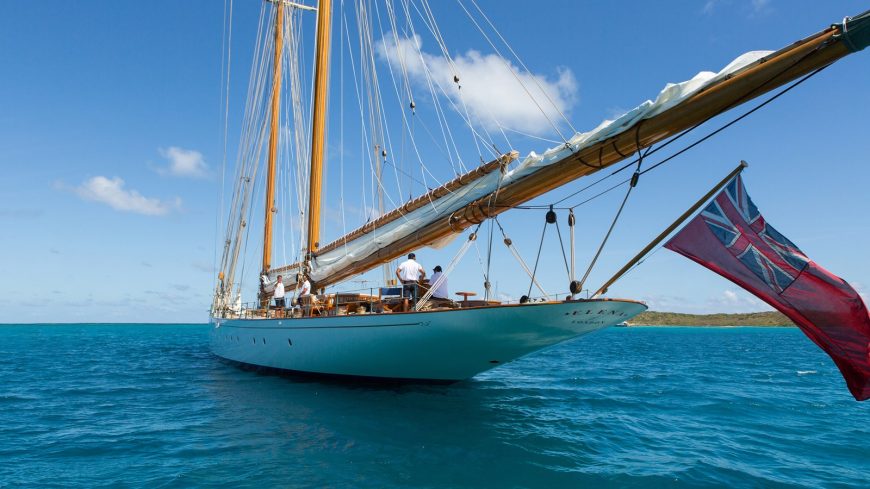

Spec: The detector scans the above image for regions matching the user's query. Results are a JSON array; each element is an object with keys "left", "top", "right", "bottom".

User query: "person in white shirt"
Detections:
[
  {"left": 292, "top": 273, "right": 313, "bottom": 315},
  {"left": 293, "top": 273, "right": 311, "bottom": 303},
  {"left": 429, "top": 265, "right": 448, "bottom": 300},
  {"left": 396, "top": 252, "right": 425, "bottom": 299},
  {"left": 273, "top": 275, "right": 286, "bottom": 309}
]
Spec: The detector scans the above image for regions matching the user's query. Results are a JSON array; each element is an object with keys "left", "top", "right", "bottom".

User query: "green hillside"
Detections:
[{"left": 629, "top": 310, "right": 793, "bottom": 326}]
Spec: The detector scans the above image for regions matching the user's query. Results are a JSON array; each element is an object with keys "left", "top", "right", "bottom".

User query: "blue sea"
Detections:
[{"left": 1, "top": 325, "right": 868, "bottom": 488}]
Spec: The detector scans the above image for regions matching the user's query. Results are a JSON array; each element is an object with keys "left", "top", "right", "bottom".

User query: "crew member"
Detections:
[
  {"left": 429, "top": 265, "right": 448, "bottom": 300},
  {"left": 295, "top": 273, "right": 313, "bottom": 316},
  {"left": 396, "top": 253, "right": 425, "bottom": 299},
  {"left": 296, "top": 273, "right": 312, "bottom": 302},
  {"left": 273, "top": 275, "right": 286, "bottom": 310}
]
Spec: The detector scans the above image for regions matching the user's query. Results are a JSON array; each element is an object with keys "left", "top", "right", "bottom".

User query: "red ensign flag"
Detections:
[{"left": 665, "top": 174, "right": 870, "bottom": 401}]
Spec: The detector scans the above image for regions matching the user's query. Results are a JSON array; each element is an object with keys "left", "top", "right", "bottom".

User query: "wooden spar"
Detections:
[
  {"left": 318, "top": 151, "right": 516, "bottom": 254},
  {"left": 445, "top": 24, "right": 851, "bottom": 232},
  {"left": 306, "top": 0, "right": 332, "bottom": 256},
  {"left": 261, "top": 1, "right": 284, "bottom": 277},
  {"left": 281, "top": 16, "right": 862, "bottom": 290},
  {"left": 269, "top": 150, "right": 517, "bottom": 276},
  {"left": 590, "top": 161, "right": 748, "bottom": 299}
]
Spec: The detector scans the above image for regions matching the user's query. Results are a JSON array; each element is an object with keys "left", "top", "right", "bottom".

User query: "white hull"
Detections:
[{"left": 209, "top": 299, "right": 646, "bottom": 381}]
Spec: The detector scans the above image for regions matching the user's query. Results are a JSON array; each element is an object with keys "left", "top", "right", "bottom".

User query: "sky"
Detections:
[{"left": 0, "top": 0, "right": 868, "bottom": 323}]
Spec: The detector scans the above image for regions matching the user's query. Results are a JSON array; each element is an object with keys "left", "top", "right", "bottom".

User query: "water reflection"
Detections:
[{"left": 201, "top": 354, "right": 596, "bottom": 487}]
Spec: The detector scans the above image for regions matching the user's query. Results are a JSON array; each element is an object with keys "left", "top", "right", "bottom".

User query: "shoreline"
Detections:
[
  {"left": 626, "top": 324, "right": 795, "bottom": 328},
  {"left": 627, "top": 310, "right": 793, "bottom": 327}
]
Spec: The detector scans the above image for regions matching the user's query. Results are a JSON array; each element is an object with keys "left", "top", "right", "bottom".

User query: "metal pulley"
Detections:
[
  {"left": 630, "top": 171, "right": 640, "bottom": 188},
  {"left": 567, "top": 209, "right": 575, "bottom": 227},
  {"left": 545, "top": 206, "right": 557, "bottom": 224}
]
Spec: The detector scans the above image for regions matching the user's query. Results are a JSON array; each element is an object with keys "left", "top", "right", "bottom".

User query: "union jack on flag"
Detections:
[
  {"left": 666, "top": 171, "right": 870, "bottom": 401},
  {"left": 699, "top": 175, "right": 809, "bottom": 294}
]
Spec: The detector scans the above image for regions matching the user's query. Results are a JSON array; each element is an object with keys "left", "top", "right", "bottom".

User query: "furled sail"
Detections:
[{"left": 271, "top": 12, "right": 869, "bottom": 290}]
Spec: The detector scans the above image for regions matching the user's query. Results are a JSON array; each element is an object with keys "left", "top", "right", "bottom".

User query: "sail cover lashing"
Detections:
[{"left": 270, "top": 13, "right": 868, "bottom": 289}]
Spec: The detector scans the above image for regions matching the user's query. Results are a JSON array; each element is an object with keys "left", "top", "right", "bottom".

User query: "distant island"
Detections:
[{"left": 628, "top": 311, "right": 793, "bottom": 327}]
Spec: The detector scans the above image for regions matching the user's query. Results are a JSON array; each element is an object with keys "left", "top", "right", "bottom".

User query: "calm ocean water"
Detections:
[{"left": 1, "top": 324, "right": 868, "bottom": 488}]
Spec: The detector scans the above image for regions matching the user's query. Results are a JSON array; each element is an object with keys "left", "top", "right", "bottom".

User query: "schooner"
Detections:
[{"left": 209, "top": 1, "right": 869, "bottom": 381}]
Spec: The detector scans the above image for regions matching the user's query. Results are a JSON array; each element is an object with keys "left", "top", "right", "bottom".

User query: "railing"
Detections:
[{"left": 210, "top": 286, "right": 600, "bottom": 320}]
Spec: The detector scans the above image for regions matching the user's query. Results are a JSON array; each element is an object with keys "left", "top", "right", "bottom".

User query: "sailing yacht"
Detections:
[{"left": 209, "top": 1, "right": 868, "bottom": 381}]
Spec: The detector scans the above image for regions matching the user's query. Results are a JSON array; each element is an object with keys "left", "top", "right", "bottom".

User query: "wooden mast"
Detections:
[
  {"left": 306, "top": 0, "right": 332, "bottom": 261},
  {"left": 261, "top": 1, "right": 285, "bottom": 277}
]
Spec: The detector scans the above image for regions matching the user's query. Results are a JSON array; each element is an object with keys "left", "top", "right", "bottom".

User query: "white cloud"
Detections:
[
  {"left": 706, "top": 288, "right": 770, "bottom": 312},
  {"left": 376, "top": 34, "right": 577, "bottom": 136},
  {"left": 157, "top": 146, "right": 209, "bottom": 178},
  {"left": 72, "top": 176, "right": 180, "bottom": 215}
]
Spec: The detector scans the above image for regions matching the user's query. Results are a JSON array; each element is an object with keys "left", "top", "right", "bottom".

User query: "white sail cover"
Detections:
[{"left": 289, "top": 51, "right": 773, "bottom": 285}]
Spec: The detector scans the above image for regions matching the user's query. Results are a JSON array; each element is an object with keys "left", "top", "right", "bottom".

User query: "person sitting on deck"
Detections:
[
  {"left": 396, "top": 253, "right": 425, "bottom": 300},
  {"left": 429, "top": 265, "right": 449, "bottom": 300}
]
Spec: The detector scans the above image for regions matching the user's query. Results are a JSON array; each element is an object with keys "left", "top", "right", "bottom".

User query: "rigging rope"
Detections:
[
  {"left": 412, "top": 0, "right": 501, "bottom": 161},
  {"left": 339, "top": 5, "right": 348, "bottom": 253},
  {"left": 466, "top": 0, "right": 577, "bottom": 135},
  {"left": 216, "top": 0, "right": 234, "bottom": 263},
  {"left": 553, "top": 213, "right": 571, "bottom": 279},
  {"left": 526, "top": 217, "right": 549, "bottom": 299},
  {"left": 576, "top": 143, "right": 645, "bottom": 291},
  {"left": 415, "top": 225, "right": 481, "bottom": 310},
  {"left": 493, "top": 218, "right": 548, "bottom": 299},
  {"left": 455, "top": 0, "right": 569, "bottom": 143},
  {"left": 373, "top": 1, "right": 447, "bottom": 193}
]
